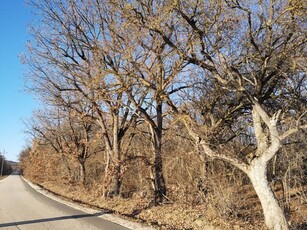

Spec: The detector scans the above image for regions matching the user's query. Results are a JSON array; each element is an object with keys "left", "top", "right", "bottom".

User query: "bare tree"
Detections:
[
  {"left": 119, "top": 0, "right": 307, "bottom": 229},
  {"left": 95, "top": 0, "right": 197, "bottom": 203},
  {"left": 27, "top": 105, "right": 100, "bottom": 185},
  {"left": 26, "top": 109, "right": 73, "bottom": 179},
  {"left": 25, "top": 0, "right": 138, "bottom": 197},
  {"left": 24, "top": 0, "right": 306, "bottom": 228}
]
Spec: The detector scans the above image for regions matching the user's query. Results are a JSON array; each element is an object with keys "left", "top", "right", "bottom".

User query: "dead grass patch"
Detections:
[{"left": 27, "top": 178, "right": 270, "bottom": 229}]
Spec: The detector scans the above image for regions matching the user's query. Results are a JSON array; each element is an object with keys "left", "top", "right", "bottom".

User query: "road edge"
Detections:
[{"left": 21, "top": 176, "right": 156, "bottom": 230}]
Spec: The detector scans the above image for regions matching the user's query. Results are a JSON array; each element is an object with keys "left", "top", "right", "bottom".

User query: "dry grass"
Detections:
[
  {"left": 28, "top": 178, "right": 273, "bottom": 230},
  {"left": 20, "top": 135, "right": 307, "bottom": 230},
  {"left": 22, "top": 156, "right": 307, "bottom": 230},
  {"left": 32, "top": 177, "right": 307, "bottom": 229}
]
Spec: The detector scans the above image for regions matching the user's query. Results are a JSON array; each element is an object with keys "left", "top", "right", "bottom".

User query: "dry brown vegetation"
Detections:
[
  {"left": 19, "top": 0, "right": 307, "bottom": 229},
  {"left": 20, "top": 127, "right": 307, "bottom": 229}
]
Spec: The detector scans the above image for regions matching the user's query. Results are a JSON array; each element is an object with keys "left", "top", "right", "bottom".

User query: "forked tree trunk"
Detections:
[
  {"left": 98, "top": 114, "right": 123, "bottom": 198},
  {"left": 248, "top": 159, "right": 288, "bottom": 230},
  {"left": 183, "top": 110, "right": 289, "bottom": 230},
  {"left": 103, "top": 151, "right": 122, "bottom": 198}
]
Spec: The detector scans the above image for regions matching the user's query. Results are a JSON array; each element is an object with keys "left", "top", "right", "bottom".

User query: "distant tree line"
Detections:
[{"left": 0, "top": 154, "right": 12, "bottom": 176}]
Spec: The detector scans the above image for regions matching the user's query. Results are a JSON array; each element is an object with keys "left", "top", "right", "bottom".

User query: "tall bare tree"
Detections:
[
  {"left": 25, "top": 0, "right": 138, "bottom": 197},
  {"left": 100, "top": 0, "right": 195, "bottom": 203},
  {"left": 24, "top": 0, "right": 306, "bottom": 228},
  {"left": 118, "top": 0, "right": 307, "bottom": 229}
]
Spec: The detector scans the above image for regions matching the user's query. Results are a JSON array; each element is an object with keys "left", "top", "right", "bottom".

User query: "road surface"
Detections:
[{"left": 0, "top": 172, "right": 130, "bottom": 230}]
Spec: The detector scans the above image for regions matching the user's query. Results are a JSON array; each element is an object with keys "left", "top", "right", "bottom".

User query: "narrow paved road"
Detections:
[{"left": 0, "top": 173, "right": 129, "bottom": 230}]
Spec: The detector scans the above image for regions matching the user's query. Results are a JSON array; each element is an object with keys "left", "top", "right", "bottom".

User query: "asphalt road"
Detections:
[{"left": 0, "top": 172, "right": 130, "bottom": 230}]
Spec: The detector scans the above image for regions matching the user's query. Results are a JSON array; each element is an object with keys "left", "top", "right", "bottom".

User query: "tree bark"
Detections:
[
  {"left": 149, "top": 101, "right": 167, "bottom": 204},
  {"left": 61, "top": 154, "right": 72, "bottom": 179},
  {"left": 248, "top": 159, "right": 288, "bottom": 230},
  {"left": 79, "top": 162, "right": 86, "bottom": 185},
  {"left": 108, "top": 115, "right": 122, "bottom": 197},
  {"left": 107, "top": 164, "right": 121, "bottom": 197},
  {"left": 102, "top": 114, "right": 123, "bottom": 197},
  {"left": 101, "top": 139, "right": 123, "bottom": 197}
]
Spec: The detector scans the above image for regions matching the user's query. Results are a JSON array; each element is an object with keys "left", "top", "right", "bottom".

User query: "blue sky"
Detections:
[{"left": 0, "top": 0, "right": 37, "bottom": 161}]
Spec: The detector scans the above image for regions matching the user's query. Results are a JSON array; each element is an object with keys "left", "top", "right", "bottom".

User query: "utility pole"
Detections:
[{"left": 0, "top": 149, "right": 5, "bottom": 177}]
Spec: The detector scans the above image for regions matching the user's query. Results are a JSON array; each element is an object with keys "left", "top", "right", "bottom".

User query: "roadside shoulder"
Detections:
[{"left": 21, "top": 176, "right": 156, "bottom": 230}]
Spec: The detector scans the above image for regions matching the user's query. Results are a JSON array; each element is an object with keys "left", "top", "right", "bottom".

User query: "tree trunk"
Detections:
[
  {"left": 102, "top": 150, "right": 123, "bottom": 197},
  {"left": 61, "top": 154, "right": 72, "bottom": 179},
  {"left": 103, "top": 114, "right": 122, "bottom": 198},
  {"left": 149, "top": 101, "right": 167, "bottom": 204},
  {"left": 149, "top": 127, "right": 167, "bottom": 204},
  {"left": 107, "top": 164, "right": 121, "bottom": 197},
  {"left": 248, "top": 159, "right": 288, "bottom": 230},
  {"left": 79, "top": 162, "right": 86, "bottom": 185}
]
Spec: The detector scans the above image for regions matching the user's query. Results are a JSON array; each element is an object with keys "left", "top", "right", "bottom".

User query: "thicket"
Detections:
[{"left": 20, "top": 122, "right": 307, "bottom": 228}]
